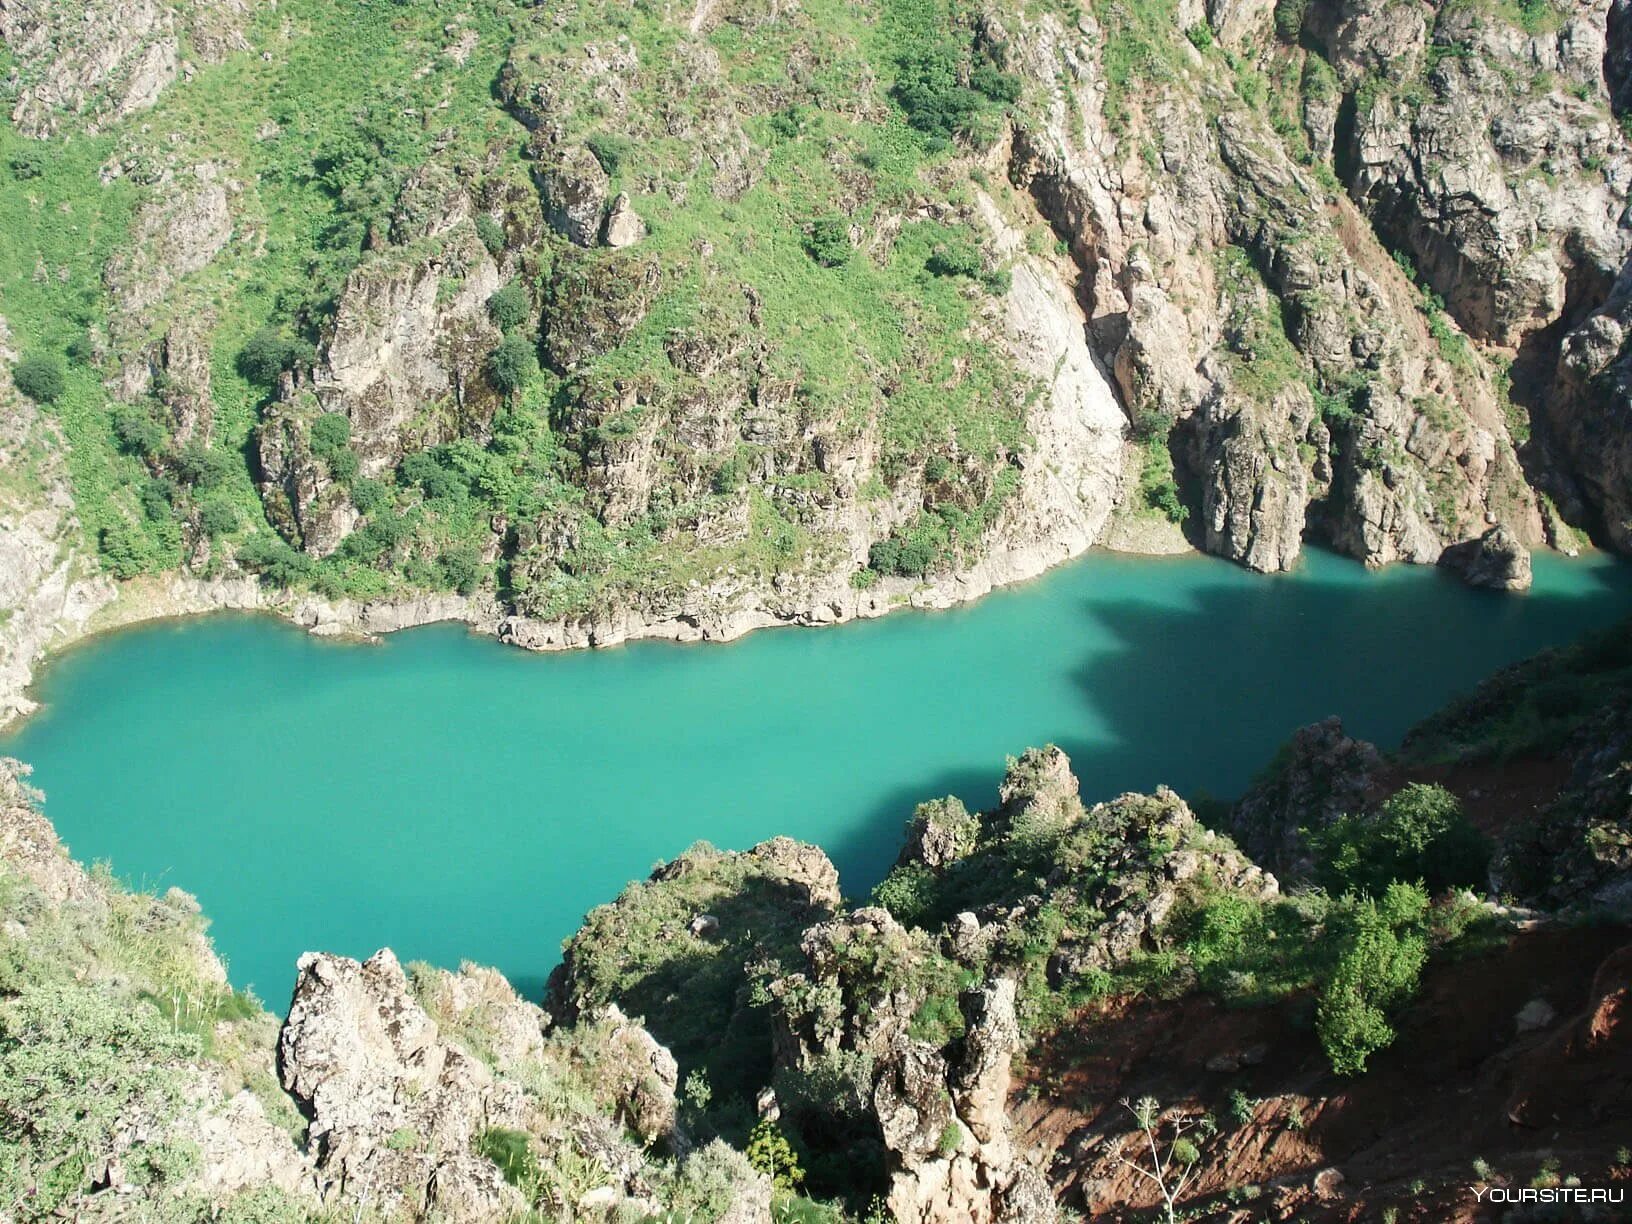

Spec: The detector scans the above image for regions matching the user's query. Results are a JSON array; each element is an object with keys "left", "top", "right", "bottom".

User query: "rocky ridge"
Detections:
[{"left": 6, "top": 0, "right": 1631, "bottom": 718}]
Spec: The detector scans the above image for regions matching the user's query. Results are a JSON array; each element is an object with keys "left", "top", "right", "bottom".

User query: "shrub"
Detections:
[
  {"left": 12, "top": 355, "right": 65, "bottom": 404},
  {"left": 925, "top": 238, "right": 982, "bottom": 279},
  {"left": 1185, "top": 22, "right": 1214, "bottom": 48},
  {"left": 487, "top": 281, "right": 531, "bottom": 332},
  {"left": 400, "top": 449, "right": 467, "bottom": 500},
  {"left": 805, "top": 216, "right": 851, "bottom": 267},
  {"left": 745, "top": 1118, "right": 805, "bottom": 1193},
  {"left": 172, "top": 442, "right": 236, "bottom": 489},
  {"left": 350, "top": 477, "right": 390, "bottom": 516},
  {"left": 872, "top": 863, "right": 939, "bottom": 926},
  {"left": 98, "top": 522, "right": 156, "bottom": 578},
  {"left": 970, "top": 63, "right": 1022, "bottom": 104},
  {"left": 1309, "top": 784, "right": 1489, "bottom": 898},
  {"left": 475, "top": 214, "right": 506, "bottom": 256},
  {"left": 486, "top": 334, "right": 538, "bottom": 395},
  {"left": 237, "top": 329, "right": 313, "bottom": 385},
  {"left": 308, "top": 412, "right": 351, "bottom": 460},
  {"left": 111, "top": 406, "right": 168, "bottom": 458},
  {"left": 1274, "top": 0, "right": 1309, "bottom": 39},
  {"left": 1315, "top": 884, "right": 1429, "bottom": 1075},
  {"left": 235, "top": 534, "right": 317, "bottom": 586},
  {"left": 437, "top": 544, "right": 484, "bottom": 595},
  {"left": 0, "top": 985, "right": 199, "bottom": 1215},
  {"left": 198, "top": 496, "right": 240, "bottom": 538}
]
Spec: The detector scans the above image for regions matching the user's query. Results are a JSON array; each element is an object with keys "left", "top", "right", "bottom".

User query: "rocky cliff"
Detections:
[{"left": 5, "top": 0, "right": 1632, "bottom": 712}]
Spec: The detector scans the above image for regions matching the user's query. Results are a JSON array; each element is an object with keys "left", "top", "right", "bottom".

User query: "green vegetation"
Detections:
[
  {"left": 486, "top": 333, "right": 539, "bottom": 397},
  {"left": 551, "top": 842, "right": 830, "bottom": 1138},
  {"left": 746, "top": 1117, "right": 807, "bottom": 1193},
  {"left": 0, "top": 770, "right": 290, "bottom": 1215},
  {"left": 487, "top": 281, "right": 531, "bottom": 332},
  {"left": 1308, "top": 783, "right": 1490, "bottom": 897},
  {"left": 10, "top": 355, "right": 64, "bottom": 404},
  {"left": 1402, "top": 620, "right": 1632, "bottom": 763},
  {"left": 1315, "top": 883, "right": 1429, "bottom": 1075}
]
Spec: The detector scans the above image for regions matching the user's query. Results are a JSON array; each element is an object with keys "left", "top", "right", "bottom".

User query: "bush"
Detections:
[
  {"left": 1315, "top": 884, "right": 1429, "bottom": 1075},
  {"left": 925, "top": 239, "right": 982, "bottom": 279},
  {"left": 400, "top": 449, "right": 467, "bottom": 500},
  {"left": 1274, "top": 0, "right": 1309, "bottom": 39},
  {"left": 237, "top": 329, "right": 291, "bottom": 384},
  {"left": 805, "top": 216, "right": 851, "bottom": 267},
  {"left": 309, "top": 412, "right": 351, "bottom": 460},
  {"left": 486, "top": 334, "right": 539, "bottom": 395},
  {"left": 172, "top": 442, "right": 236, "bottom": 489},
  {"left": 0, "top": 985, "right": 200, "bottom": 1215},
  {"left": 111, "top": 406, "right": 168, "bottom": 458},
  {"left": 437, "top": 544, "right": 484, "bottom": 595},
  {"left": 12, "top": 355, "right": 65, "bottom": 404},
  {"left": 1309, "top": 784, "right": 1489, "bottom": 898},
  {"left": 487, "top": 281, "right": 531, "bottom": 332},
  {"left": 1185, "top": 22, "right": 1214, "bottom": 48},
  {"left": 970, "top": 63, "right": 1022, "bottom": 104},
  {"left": 198, "top": 496, "right": 240, "bottom": 538},
  {"left": 350, "top": 477, "right": 390, "bottom": 516},
  {"left": 475, "top": 214, "right": 506, "bottom": 257},
  {"left": 235, "top": 534, "right": 317, "bottom": 586},
  {"left": 98, "top": 522, "right": 156, "bottom": 578}
]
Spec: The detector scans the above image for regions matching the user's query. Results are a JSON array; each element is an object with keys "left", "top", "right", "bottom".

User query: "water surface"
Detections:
[{"left": 5, "top": 548, "right": 1628, "bottom": 1004}]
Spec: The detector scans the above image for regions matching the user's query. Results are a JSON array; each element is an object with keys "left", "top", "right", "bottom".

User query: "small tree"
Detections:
[
  {"left": 12, "top": 355, "right": 65, "bottom": 404},
  {"left": 805, "top": 215, "right": 851, "bottom": 267},
  {"left": 1111, "top": 1097, "right": 1214, "bottom": 1224},
  {"left": 487, "top": 281, "right": 530, "bottom": 331},
  {"left": 486, "top": 334, "right": 538, "bottom": 396},
  {"left": 1316, "top": 884, "right": 1429, "bottom": 1075}
]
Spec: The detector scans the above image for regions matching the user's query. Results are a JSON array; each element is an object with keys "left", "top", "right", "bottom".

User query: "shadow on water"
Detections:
[{"left": 816, "top": 557, "right": 1632, "bottom": 899}]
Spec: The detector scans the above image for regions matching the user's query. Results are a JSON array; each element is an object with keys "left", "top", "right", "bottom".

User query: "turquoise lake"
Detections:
[{"left": 4, "top": 548, "right": 1629, "bottom": 1006}]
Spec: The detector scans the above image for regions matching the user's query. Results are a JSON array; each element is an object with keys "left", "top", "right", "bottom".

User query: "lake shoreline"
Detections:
[{"left": 1, "top": 517, "right": 1207, "bottom": 731}]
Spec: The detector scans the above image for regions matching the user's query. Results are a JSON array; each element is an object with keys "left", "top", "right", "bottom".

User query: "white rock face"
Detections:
[{"left": 976, "top": 189, "right": 1128, "bottom": 574}]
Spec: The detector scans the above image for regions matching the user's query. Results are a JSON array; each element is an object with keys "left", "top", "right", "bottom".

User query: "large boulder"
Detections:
[{"left": 1440, "top": 524, "right": 1533, "bottom": 592}]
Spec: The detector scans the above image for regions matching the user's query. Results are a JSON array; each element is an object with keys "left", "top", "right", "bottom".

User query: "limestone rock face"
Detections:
[
  {"left": 540, "top": 145, "right": 612, "bottom": 246},
  {"left": 1001, "top": 7, "right": 1539, "bottom": 576},
  {"left": 1440, "top": 524, "right": 1533, "bottom": 591},
  {"left": 0, "top": 0, "right": 244, "bottom": 136},
  {"left": 278, "top": 949, "right": 533, "bottom": 1222},
  {"left": 0, "top": 363, "right": 117, "bottom": 725},
  {"left": 254, "top": 401, "right": 359, "bottom": 557},
  {"left": 1317, "top": 0, "right": 1629, "bottom": 347},
  {"left": 1193, "top": 387, "right": 1312, "bottom": 573},
  {"left": 1549, "top": 261, "right": 1632, "bottom": 550},
  {"left": 102, "top": 163, "right": 235, "bottom": 337},
  {"left": 769, "top": 914, "right": 1053, "bottom": 1224},
  {"left": 311, "top": 167, "right": 504, "bottom": 477}
]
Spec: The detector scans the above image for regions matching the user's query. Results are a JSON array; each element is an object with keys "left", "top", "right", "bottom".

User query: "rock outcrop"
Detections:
[
  {"left": 1228, "top": 717, "right": 1383, "bottom": 880},
  {"left": 1439, "top": 523, "right": 1533, "bottom": 591},
  {"left": 279, "top": 949, "right": 535, "bottom": 1221},
  {"left": 0, "top": 361, "right": 117, "bottom": 726}
]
